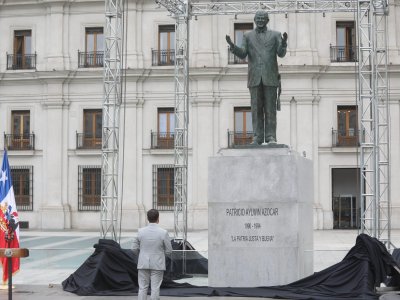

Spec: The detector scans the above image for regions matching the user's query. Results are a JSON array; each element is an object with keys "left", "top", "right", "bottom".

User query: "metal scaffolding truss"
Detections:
[
  {"left": 101, "top": 0, "right": 123, "bottom": 241},
  {"left": 189, "top": 0, "right": 357, "bottom": 15},
  {"left": 154, "top": 0, "right": 392, "bottom": 249},
  {"left": 173, "top": 11, "right": 190, "bottom": 271},
  {"left": 357, "top": 0, "right": 392, "bottom": 248}
]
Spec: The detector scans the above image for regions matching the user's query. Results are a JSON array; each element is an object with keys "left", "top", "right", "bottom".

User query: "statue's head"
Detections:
[{"left": 254, "top": 10, "right": 269, "bottom": 29}]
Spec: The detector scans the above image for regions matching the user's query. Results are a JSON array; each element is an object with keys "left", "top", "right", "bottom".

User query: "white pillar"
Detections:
[
  {"left": 41, "top": 81, "right": 68, "bottom": 229},
  {"left": 45, "top": 3, "right": 65, "bottom": 70}
]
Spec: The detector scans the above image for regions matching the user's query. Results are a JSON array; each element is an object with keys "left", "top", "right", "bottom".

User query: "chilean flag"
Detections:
[{"left": 0, "top": 150, "right": 20, "bottom": 283}]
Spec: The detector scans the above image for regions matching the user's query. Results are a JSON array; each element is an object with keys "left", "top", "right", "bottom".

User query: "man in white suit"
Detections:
[{"left": 132, "top": 209, "right": 173, "bottom": 300}]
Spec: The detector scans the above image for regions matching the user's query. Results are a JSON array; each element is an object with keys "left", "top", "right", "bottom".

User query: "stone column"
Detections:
[
  {"left": 294, "top": 13, "right": 313, "bottom": 64},
  {"left": 296, "top": 97, "right": 313, "bottom": 159},
  {"left": 290, "top": 96, "right": 297, "bottom": 149},
  {"left": 277, "top": 96, "right": 291, "bottom": 144},
  {"left": 190, "top": 78, "right": 217, "bottom": 230},
  {"left": 120, "top": 96, "right": 142, "bottom": 230},
  {"left": 40, "top": 81, "right": 69, "bottom": 229},
  {"left": 389, "top": 0, "right": 400, "bottom": 61},
  {"left": 312, "top": 96, "right": 323, "bottom": 229},
  {"left": 45, "top": 3, "right": 65, "bottom": 70},
  {"left": 192, "top": 16, "right": 218, "bottom": 67},
  {"left": 127, "top": 1, "right": 144, "bottom": 68}
]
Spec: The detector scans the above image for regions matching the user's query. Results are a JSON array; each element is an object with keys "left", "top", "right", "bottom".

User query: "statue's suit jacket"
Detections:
[
  {"left": 231, "top": 28, "right": 286, "bottom": 87},
  {"left": 132, "top": 223, "right": 173, "bottom": 271}
]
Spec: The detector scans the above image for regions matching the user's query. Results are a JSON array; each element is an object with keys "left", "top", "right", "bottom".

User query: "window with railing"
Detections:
[
  {"left": 77, "top": 109, "right": 102, "bottom": 149},
  {"left": 78, "top": 27, "right": 104, "bottom": 68},
  {"left": 78, "top": 166, "right": 101, "bottom": 211},
  {"left": 228, "top": 107, "right": 253, "bottom": 147},
  {"left": 151, "top": 108, "right": 175, "bottom": 149},
  {"left": 331, "top": 21, "right": 357, "bottom": 62},
  {"left": 152, "top": 165, "right": 174, "bottom": 211},
  {"left": 228, "top": 23, "right": 253, "bottom": 64},
  {"left": 4, "top": 133, "right": 35, "bottom": 151},
  {"left": 7, "top": 30, "right": 36, "bottom": 70},
  {"left": 332, "top": 105, "right": 359, "bottom": 147},
  {"left": 11, "top": 166, "right": 33, "bottom": 211},
  {"left": 152, "top": 25, "right": 175, "bottom": 66},
  {"left": 5, "top": 110, "right": 35, "bottom": 150}
]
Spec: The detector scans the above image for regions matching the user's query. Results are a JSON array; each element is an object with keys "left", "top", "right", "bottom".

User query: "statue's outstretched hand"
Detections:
[
  {"left": 282, "top": 32, "right": 288, "bottom": 43},
  {"left": 226, "top": 35, "right": 234, "bottom": 48}
]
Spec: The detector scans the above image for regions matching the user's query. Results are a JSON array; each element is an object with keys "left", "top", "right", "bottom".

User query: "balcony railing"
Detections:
[
  {"left": 227, "top": 48, "right": 248, "bottom": 64},
  {"left": 7, "top": 53, "right": 37, "bottom": 70},
  {"left": 76, "top": 132, "right": 102, "bottom": 149},
  {"left": 151, "top": 131, "right": 174, "bottom": 149},
  {"left": 332, "top": 129, "right": 361, "bottom": 147},
  {"left": 78, "top": 51, "right": 104, "bottom": 68},
  {"left": 330, "top": 45, "right": 358, "bottom": 62},
  {"left": 4, "top": 133, "right": 35, "bottom": 150},
  {"left": 228, "top": 130, "right": 254, "bottom": 148},
  {"left": 152, "top": 49, "right": 175, "bottom": 66},
  {"left": 16, "top": 195, "right": 33, "bottom": 211}
]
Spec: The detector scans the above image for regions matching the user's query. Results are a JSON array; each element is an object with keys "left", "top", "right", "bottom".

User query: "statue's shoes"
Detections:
[{"left": 267, "top": 139, "right": 277, "bottom": 144}]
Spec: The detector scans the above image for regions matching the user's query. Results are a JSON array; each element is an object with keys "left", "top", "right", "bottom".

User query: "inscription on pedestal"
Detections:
[{"left": 210, "top": 202, "right": 298, "bottom": 249}]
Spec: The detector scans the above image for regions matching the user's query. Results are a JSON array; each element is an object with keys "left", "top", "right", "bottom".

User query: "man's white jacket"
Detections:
[{"left": 132, "top": 223, "right": 173, "bottom": 271}]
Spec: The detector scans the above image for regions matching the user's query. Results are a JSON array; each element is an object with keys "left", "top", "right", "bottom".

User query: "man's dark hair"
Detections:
[{"left": 147, "top": 209, "right": 159, "bottom": 223}]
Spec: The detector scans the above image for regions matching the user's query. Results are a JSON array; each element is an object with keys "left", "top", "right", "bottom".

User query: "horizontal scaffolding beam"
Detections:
[{"left": 190, "top": 0, "right": 358, "bottom": 16}]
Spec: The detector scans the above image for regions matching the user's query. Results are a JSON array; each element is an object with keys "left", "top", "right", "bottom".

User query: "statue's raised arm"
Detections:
[{"left": 226, "top": 35, "right": 234, "bottom": 49}]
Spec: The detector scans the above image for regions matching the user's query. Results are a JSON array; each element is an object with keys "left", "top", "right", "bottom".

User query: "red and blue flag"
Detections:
[{"left": 0, "top": 150, "right": 20, "bottom": 283}]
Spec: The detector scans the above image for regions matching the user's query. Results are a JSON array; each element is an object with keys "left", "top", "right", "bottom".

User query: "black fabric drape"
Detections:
[
  {"left": 62, "top": 234, "right": 399, "bottom": 299},
  {"left": 386, "top": 249, "right": 400, "bottom": 288},
  {"left": 62, "top": 239, "right": 139, "bottom": 295}
]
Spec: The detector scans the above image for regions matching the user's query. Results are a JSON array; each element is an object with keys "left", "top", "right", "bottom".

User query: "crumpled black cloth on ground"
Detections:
[
  {"left": 62, "top": 234, "right": 399, "bottom": 299},
  {"left": 62, "top": 239, "right": 139, "bottom": 295},
  {"left": 62, "top": 238, "right": 207, "bottom": 296},
  {"left": 386, "top": 249, "right": 400, "bottom": 287}
]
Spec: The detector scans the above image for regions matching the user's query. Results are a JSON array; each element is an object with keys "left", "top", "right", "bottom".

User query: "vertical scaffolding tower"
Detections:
[
  {"left": 173, "top": 5, "right": 190, "bottom": 257},
  {"left": 101, "top": 0, "right": 123, "bottom": 241},
  {"left": 357, "top": 0, "right": 392, "bottom": 248}
]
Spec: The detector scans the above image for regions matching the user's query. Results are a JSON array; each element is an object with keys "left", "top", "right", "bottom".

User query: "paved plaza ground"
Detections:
[{"left": 1, "top": 229, "right": 400, "bottom": 299}]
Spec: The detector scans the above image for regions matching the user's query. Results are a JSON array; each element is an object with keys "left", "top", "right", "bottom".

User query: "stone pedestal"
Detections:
[{"left": 208, "top": 147, "right": 313, "bottom": 287}]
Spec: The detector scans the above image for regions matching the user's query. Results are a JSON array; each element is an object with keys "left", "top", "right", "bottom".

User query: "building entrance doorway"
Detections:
[{"left": 332, "top": 168, "right": 360, "bottom": 229}]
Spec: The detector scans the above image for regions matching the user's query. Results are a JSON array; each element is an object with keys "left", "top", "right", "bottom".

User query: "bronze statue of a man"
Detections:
[{"left": 226, "top": 10, "right": 288, "bottom": 144}]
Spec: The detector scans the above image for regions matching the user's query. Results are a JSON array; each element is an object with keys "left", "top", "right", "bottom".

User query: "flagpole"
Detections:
[{"left": 4, "top": 219, "right": 15, "bottom": 300}]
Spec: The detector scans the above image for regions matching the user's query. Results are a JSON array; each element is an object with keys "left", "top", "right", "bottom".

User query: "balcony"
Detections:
[
  {"left": 151, "top": 131, "right": 174, "bottom": 149},
  {"left": 228, "top": 130, "right": 254, "bottom": 148},
  {"left": 76, "top": 132, "right": 101, "bottom": 149},
  {"left": 330, "top": 45, "right": 358, "bottom": 62},
  {"left": 7, "top": 53, "right": 37, "bottom": 70},
  {"left": 152, "top": 49, "right": 175, "bottom": 66},
  {"left": 4, "top": 133, "right": 35, "bottom": 150},
  {"left": 332, "top": 129, "right": 361, "bottom": 147},
  {"left": 227, "top": 48, "right": 248, "bottom": 64},
  {"left": 78, "top": 51, "right": 104, "bottom": 68}
]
